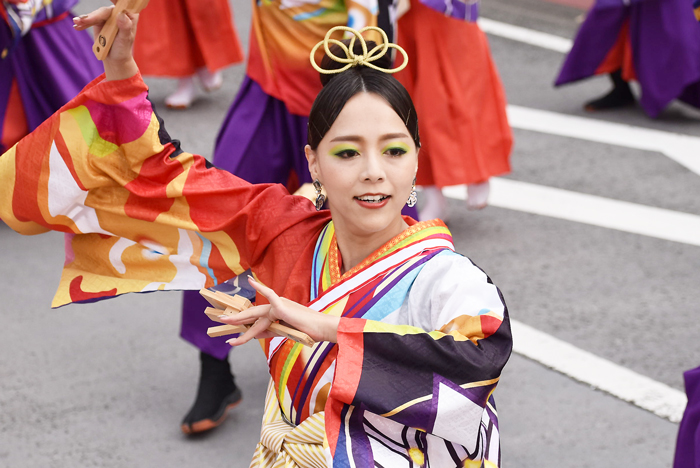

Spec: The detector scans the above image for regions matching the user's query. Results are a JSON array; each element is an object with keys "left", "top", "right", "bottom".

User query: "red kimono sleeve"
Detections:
[{"left": 0, "top": 73, "right": 329, "bottom": 307}]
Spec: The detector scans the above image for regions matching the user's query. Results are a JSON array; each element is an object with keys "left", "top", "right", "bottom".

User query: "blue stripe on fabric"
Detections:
[
  {"left": 293, "top": 8, "right": 328, "bottom": 21},
  {"left": 195, "top": 232, "right": 217, "bottom": 286}
]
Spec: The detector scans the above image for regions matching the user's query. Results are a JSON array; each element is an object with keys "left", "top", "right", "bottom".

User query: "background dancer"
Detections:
[
  {"left": 0, "top": 0, "right": 102, "bottom": 153},
  {"left": 555, "top": 0, "right": 700, "bottom": 117},
  {"left": 176, "top": 0, "right": 387, "bottom": 435},
  {"left": 395, "top": 0, "right": 512, "bottom": 220},
  {"left": 132, "top": 0, "right": 245, "bottom": 109}
]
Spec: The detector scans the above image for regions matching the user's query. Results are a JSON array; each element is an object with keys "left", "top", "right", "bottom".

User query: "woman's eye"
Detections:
[
  {"left": 334, "top": 150, "right": 359, "bottom": 158},
  {"left": 385, "top": 147, "right": 407, "bottom": 157}
]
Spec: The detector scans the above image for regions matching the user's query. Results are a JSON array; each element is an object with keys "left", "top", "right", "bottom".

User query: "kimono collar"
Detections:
[{"left": 311, "top": 218, "right": 453, "bottom": 299}]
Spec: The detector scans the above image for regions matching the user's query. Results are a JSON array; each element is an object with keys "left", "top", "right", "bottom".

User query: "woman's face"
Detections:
[{"left": 306, "top": 92, "right": 418, "bottom": 239}]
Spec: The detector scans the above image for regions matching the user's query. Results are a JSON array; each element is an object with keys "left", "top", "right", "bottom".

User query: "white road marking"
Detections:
[
  {"left": 443, "top": 178, "right": 700, "bottom": 247},
  {"left": 510, "top": 319, "right": 688, "bottom": 423},
  {"left": 478, "top": 17, "right": 573, "bottom": 53},
  {"left": 507, "top": 105, "right": 700, "bottom": 177}
]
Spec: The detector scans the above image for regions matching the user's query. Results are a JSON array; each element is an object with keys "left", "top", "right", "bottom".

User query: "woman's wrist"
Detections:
[
  {"left": 320, "top": 314, "right": 340, "bottom": 343},
  {"left": 104, "top": 58, "right": 139, "bottom": 81}
]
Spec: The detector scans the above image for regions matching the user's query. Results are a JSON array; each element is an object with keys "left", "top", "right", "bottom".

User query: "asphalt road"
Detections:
[{"left": 1, "top": 0, "right": 698, "bottom": 466}]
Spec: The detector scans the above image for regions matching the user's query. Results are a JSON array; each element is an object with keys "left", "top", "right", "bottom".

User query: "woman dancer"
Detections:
[
  {"left": 2, "top": 8, "right": 512, "bottom": 466},
  {"left": 555, "top": 0, "right": 700, "bottom": 117},
  {"left": 0, "top": 0, "right": 102, "bottom": 153},
  {"left": 395, "top": 0, "right": 512, "bottom": 220},
  {"left": 132, "top": 0, "right": 245, "bottom": 109}
]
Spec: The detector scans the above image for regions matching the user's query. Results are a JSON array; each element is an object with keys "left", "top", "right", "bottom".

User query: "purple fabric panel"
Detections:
[
  {"left": 180, "top": 273, "right": 257, "bottom": 359},
  {"left": 630, "top": 0, "right": 700, "bottom": 116},
  {"left": 554, "top": 7, "right": 627, "bottom": 86},
  {"left": 7, "top": 13, "right": 102, "bottom": 130},
  {"left": 213, "top": 75, "right": 312, "bottom": 186},
  {"left": 180, "top": 290, "right": 233, "bottom": 360},
  {"left": 0, "top": 23, "right": 13, "bottom": 152},
  {"left": 29, "top": 0, "right": 80, "bottom": 21},
  {"left": 555, "top": 0, "right": 700, "bottom": 117},
  {"left": 674, "top": 366, "right": 700, "bottom": 468},
  {"left": 418, "top": 0, "right": 479, "bottom": 22}
]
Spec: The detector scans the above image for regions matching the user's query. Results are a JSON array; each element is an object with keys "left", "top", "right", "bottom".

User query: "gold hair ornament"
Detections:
[{"left": 310, "top": 26, "right": 408, "bottom": 75}]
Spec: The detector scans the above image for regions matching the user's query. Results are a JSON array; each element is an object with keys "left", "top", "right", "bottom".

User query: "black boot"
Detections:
[
  {"left": 181, "top": 352, "right": 242, "bottom": 434},
  {"left": 584, "top": 69, "right": 635, "bottom": 111}
]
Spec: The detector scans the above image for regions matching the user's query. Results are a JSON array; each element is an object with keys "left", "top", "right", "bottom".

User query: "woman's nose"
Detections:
[{"left": 362, "top": 152, "right": 386, "bottom": 182}]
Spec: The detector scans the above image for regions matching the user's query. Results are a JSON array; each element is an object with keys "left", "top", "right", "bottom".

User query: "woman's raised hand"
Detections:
[
  {"left": 219, "top": 277, "right": 340, "bottom": 346},
  {"left": 73, "top": 1, "right": 139, "bottom": 81}
]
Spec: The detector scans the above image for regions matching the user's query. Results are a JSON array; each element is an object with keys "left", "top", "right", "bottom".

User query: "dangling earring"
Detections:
[
  {"left": 407, "top": 178, "right": 417, "bottom": 207},
  {"left": 313, "top": 179, "right": 326, "bottom": 211}
]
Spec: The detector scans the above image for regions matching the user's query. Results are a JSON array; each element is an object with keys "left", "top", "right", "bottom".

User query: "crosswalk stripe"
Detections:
[
  {"left": 443, "top": 178, "right": 700, "bottom": 247},
  {"left": 510, "top": 319, "right": 688, "bottom": 422},
  {"left": 507, "top": 105, "right": 700, "bottom": 177},
  {"left": 478, "top": 17, "right": 573, "bottom": 53}
]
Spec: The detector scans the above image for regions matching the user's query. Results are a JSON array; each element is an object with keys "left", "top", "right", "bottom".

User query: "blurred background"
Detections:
[{"left": 1, "top": 0, "right": 699, "bottom": 466}]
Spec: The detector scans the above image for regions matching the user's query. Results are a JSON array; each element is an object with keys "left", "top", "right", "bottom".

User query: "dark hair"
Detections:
[{"left": 307, "top": 40, "right": 420, "bottom": 150}]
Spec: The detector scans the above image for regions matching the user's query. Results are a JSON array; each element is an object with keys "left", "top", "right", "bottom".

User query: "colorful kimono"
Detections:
[
  {"left": 0, "top": 73, "right": 512, "bottom": 466},
  {"left": 555, "top": 0, "right": 700, "bottom": 117},
  {"left": 212, "top": 0, "right": 379, "bottom": 186},
  {"left": 395, "top": 0, "right": 512, "bottom": 187},
  {"left": 133, "top": 0, "right": 244, "bottom": 77},
  {"left": 0, "top": 0, "right": 102, "bottom": 153}
]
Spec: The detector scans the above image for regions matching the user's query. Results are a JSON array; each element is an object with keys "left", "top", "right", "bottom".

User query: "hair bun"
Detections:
[{"left": 319, "top": 40, "right": 392, "bottom": 86}]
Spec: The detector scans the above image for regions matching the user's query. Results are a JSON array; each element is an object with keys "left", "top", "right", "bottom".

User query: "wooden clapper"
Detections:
[
  {"left": 92, "top": 0, "right": 150, "bottom": 60},
  {"left": 200, "top": 289, "right": 315, "bottom": 347}
]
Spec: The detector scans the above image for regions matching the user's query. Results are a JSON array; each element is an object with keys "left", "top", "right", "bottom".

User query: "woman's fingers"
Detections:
[
  {"left": 72, "top": 6, "right": 114, "bottom": 33},
  {"left": 219, "top": 304, "right": 271, "bottom": 325},
  {"left": 248, "top": 276, "right": 285, "bottom": 309},
  {"left": 227, "top": 317, "right": 272, "bottom": 346}
]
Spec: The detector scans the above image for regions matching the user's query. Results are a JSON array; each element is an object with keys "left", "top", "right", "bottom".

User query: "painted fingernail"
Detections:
[
  {"left": 80, "top": 14, "right": 88, "bottom": 19},
  {"left": 72, "top": 24, "right": 78, "bottom": 28},
  {"left": 218, "top": 315, "right": 229, "bottom": 320},
  {"left": 73, "top": 16, "right": 79, "bottom": 22},
  {"left": 226, "top": 338, "right": 238, "bottom": 344},
  {"left": 247, "top": 275, "right": 255, "bottom": 281}
]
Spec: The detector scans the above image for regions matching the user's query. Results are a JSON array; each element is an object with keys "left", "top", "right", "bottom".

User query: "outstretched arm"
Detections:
[{"left": 0, "top": 5, "right": 328, "bottom": 308}]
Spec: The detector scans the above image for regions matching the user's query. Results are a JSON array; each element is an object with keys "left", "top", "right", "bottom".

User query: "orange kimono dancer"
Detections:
[
  {"left": 396, "top": 0, "right": 512, "bottom": 188},
  {"left": 133, "top": 0, "right": 244, "bottom": 77},
  {"left": 0, "top": 73, "right": 512, "bottom": 466}
]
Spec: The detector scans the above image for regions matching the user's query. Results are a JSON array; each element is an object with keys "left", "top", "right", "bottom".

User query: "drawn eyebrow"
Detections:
[
  {"left": 329, "top": 133, "right": 410, "bottom": 142},
  {"left": 329, "top": 135, "right": 363, "bottom": 142},
  {"left": 379, "top": 133, "right": 410, "bottom": 140}
]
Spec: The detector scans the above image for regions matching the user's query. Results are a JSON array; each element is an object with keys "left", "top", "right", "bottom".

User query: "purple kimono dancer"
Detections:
[
  {"left": 555, "top": 0, "right": 700, "bottom": 118},
  {"left": 0, "top": 0, "right": 103, "bottom": 152},
  {"left": 674, "top": 366, "right": 700, "bottom": 468},
  {"left": 180, "top": 75, "right": 419, "bottom": 358}
]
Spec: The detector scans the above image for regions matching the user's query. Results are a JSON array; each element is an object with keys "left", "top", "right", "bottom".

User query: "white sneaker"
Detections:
[
  {"left": 418, "top": 186, "right": 449, "bottom": 222},
  {"left": 165, "top": 77, "right": 196, "bottom": 109},
  {"left": 197, "top": 67, "right": 223, "bottom": 92},
  {"left": 466, "top": 180, "right": 490, "bottom": 211}
]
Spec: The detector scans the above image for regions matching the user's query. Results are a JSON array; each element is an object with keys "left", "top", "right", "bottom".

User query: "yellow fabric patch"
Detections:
[
  {"left": 408, "top": 447, "right": 425, "bottom": 466},
  {"left": 65, "top": 107, "right": 119, "bottom": 158}
]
